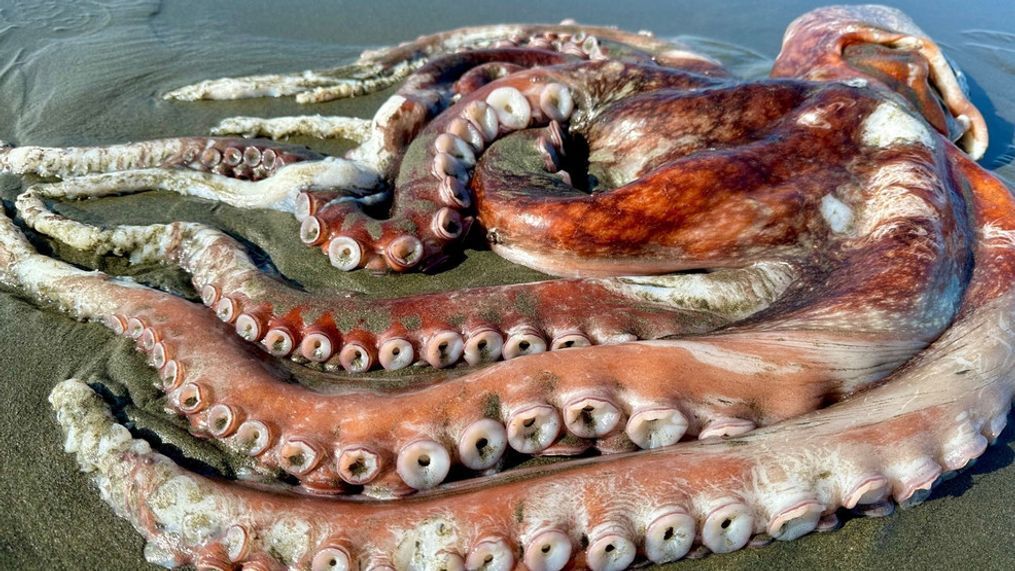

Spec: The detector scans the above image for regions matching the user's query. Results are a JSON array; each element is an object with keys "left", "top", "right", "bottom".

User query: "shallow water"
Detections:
[{"left": 0, "top": 1, "right": 1013, "bottom": 569}]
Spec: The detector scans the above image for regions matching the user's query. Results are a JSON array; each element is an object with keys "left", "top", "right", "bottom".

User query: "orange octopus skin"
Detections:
[
  {"left": 0, "top": 4, "right": 1010, "bottom": 571},
  {"left": 0, "top": 258, "right": 931, "bottom": 496}
]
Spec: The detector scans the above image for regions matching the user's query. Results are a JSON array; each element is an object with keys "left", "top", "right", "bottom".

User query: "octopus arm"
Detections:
[
  {"left": 0, "top": 198, "right": 949, "bottom": 496},
  {"left": 49, "top": 288, "right": 1013, "bottom": 568},
  {"left": 15, "top": 186, "right": 789, "bottom": 371},
  {"left": 161, "top": 22, "right": 727, "bottom": 104}
]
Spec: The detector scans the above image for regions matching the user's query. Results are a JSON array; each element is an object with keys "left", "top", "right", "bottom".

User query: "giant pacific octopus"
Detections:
[{"left": 0, "top": 4, "right": 1013, "bottom": 570}]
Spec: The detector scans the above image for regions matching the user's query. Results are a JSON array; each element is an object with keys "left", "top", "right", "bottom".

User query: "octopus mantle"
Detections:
[{"left": 0, "top": 4, "right": 1013, "bottom": 571}]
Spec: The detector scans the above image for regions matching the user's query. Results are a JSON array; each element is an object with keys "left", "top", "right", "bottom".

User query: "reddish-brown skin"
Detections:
[
  {"left": 303, "top": 57, "right": 728, "bottom": 272},
  {"left": 198, "top": 136, "right": 967, "bottom": 372},
  {"left": 293, "top": 6, "right": 990, "bottom": 277},
  {"left": 469, "top": 70, "right": 976, "bottom": 280},
  {"left": 473, "top": 80, "right": 850, "bottom": 271},
  {"left": 174, "top": 31, "right": 970, "bottom": 368},
  {"left": 40, "top": 113, "right": 969, "bottom": 494}
]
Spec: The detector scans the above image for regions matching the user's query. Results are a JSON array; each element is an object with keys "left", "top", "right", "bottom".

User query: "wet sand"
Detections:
[{"left": 0, "top": 1, "right": 1013, "bottom": 569}]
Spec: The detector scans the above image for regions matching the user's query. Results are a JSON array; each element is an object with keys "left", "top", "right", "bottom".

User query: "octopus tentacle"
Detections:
[
  {"left": 5, "top": 51, "right": 585, "bottom": 255},
  {"left": 0, "top": 136, "right": 323, "bottom": 180},
  {"left": 6, "top": 153, "right": 379, "bottom": 213},
  {"left": 162, "top": 59, "right": 421, "bottom": 105},
  {"left": 0, "top": 194, "right": 950, "bottom": 498},
  {"left": 340, "top": 48, "right": 575, "bottom": 181},
  {"left": 0, "top": 6, "right": 1008, "bottom": 569},
  {"left": 4, "top": 57, "right": 729, "bottom": 275},
  {"left": 473, "top": 77, "right": 959, "bottom": 279},
  {"left": 13, "top": 188, "right": 782, "bottom": 369},
  {"left": 209, "top": 115, "right": 375, "bottom": 141},
  {"left": 16, "top": 154, "right": 955, "bottom": 378},
  {"left": 47, "top": 281, "right": 1015, "bottom": 568},
  {"left": 162, "top": 23, "right": 728, "bottom": 104}
]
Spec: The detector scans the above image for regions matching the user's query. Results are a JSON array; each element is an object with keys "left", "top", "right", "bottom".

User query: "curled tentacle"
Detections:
[
  {"left": 317, "top": 61, "right": 722, "bottom": 272},
  {"left": 17, "top": 182, "right": 806, "bottom": 371},
  {"left": 341, "top": 48, "right": 573, "bottom": 180}
]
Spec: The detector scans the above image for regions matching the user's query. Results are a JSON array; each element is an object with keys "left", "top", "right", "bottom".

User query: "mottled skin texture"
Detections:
[
  {"left": 771, "top": 4, "right": 988, "bottom": 157},
  {"left": 0, "top": 4, "right": 1012, "bottom": 570}
]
